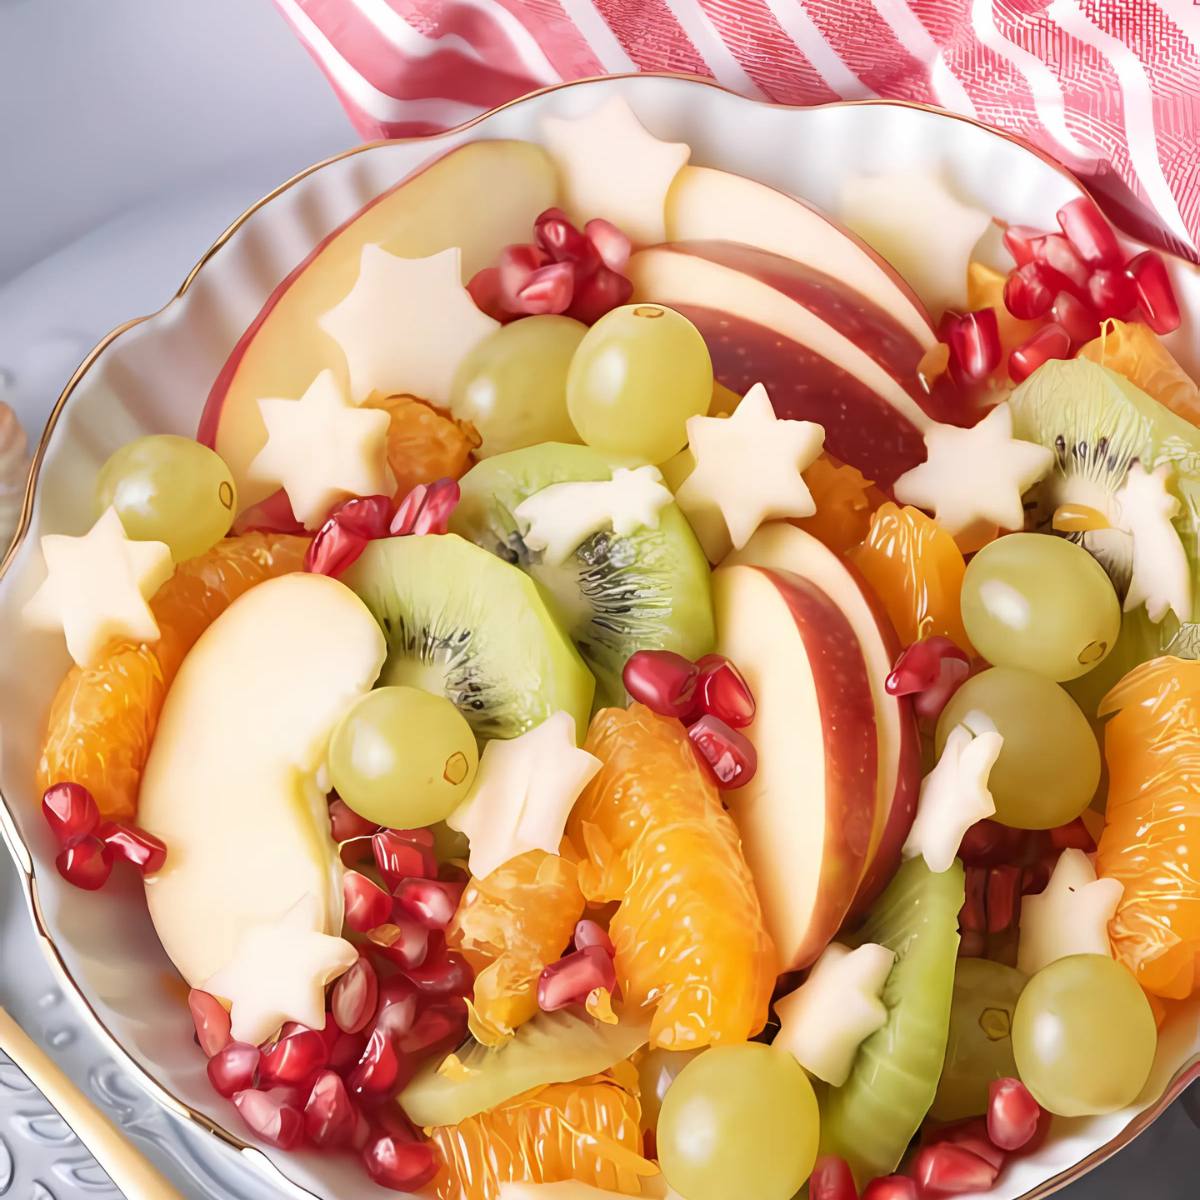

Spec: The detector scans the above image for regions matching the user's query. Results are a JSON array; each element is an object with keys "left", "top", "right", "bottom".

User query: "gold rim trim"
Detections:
[{"left": 1, "top": 73, "right": 1196, "bottom": 1197}]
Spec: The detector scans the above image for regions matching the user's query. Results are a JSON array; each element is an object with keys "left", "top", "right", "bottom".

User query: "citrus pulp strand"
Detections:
[
  {"left": 791, "top": 455, "right": 880, "bottom": 554},
  {"left": 364, "top": 393, "right": 480, "bottom": 499}
]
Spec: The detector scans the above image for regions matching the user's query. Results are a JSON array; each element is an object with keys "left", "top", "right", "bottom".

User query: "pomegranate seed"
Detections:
[
  {"left": 1003, "top": 262, "right": 1057, "bottom": 320},
  {"left": 343, "top": 871, "right": 393, "bottom": 932},
  {"left": 498, "top": 243, "right": 551, "bottom": 308},
  {"left": 1050, "top": 818, "right": 1095, "bottom": 852},
  {"left": 372, "top": 829, "right": 437, "bottom": 888},
  {"left": 397, "top": 1000, "right": 466, "bottom": 1061},
  {"left": 188, "top": 989, "right": 231, "bottom": 1058},
  {"left": 622, "top": 649, "right": 699, "bottom": 718},
  {"left": 538, "top": 945, "right": 618, "bottom": 1013},
  {"left": 373, "top": 976, "right": 419, "bottom": 1039},
  {"left": 41, "top": 783, "right": 99, "bottom": 846},
  {"left": 55, "top": 838, "right": 112, "bottom": 890},
  {"left": 233, "top": 1088, "right": 304, "bottom": 1150},
  {"left": 1033, "top": 233, "right": 1089, "bottom": 289},
  {"left": 362, "top": 1134, "right": 438, "bottom": 1191},
  {"left": 534, "top": 208, "right": 596, "bottom": 266},
  {"left": 688, "top": 715, "right": 757, "bottom": 788},
  {"left": 97, "top": 822, "right": 167, "bottom": 875},
  {"left": 695, "top": 654, "right": 756, "bottom": 728},
  {"left": 329, "top": 798, "right": 378, "bottom": 842},
  {"left": 260, "top": 1027, "right": 329, "bottom": 1088},
  {"left": 574, "top": 918, "right": 615, "bottom": 956},
  {"left": 958, "top": 930, "right": 986, "bottom": 958},
  {"left": 466, "top": 266, "right": 510, "bottom": 324},
  {"left": 329, "top": 1028, "right": 368, "bottom": 1073},
  {"left": 1126, "top": 251, "right": 1181, "bottom": 334},
  {"left": 1009, "top": 323, "right": 1072, "bottom": 382},
  {"left": 390, "top": 477, "right": 460, "bottom": 537},
  {"left": 514, "top": 261, "right": 575, "bottom": 315},
  {"left": 1022, "top": 858, "right": 1052, "bottom": 896},
  {"left": 585, "top": 218, "right": 631, "bottom": 272},
  {"left": 809, "top": 1155, "right": 858, "bottom": 1200},
  {"left": 305, "top": 494, "right": 392, "bottom": 578},
  {"left": 403, "top": 941, "right": 473, "bottom": 997},
  {"left": 1057, "top": 196, "right": 1122, "bottom": 269},
  {"left": 208, "top": 1042, "right": 261, "bottom": 1097},
  {"left": 303, "top": 1070, "right": 358, "bottom": 1148},
  {"left": 911, "top": 1143, "right": 999, "bottom": 1195},
  {"left": 885, "top": 637, "right": 970, "bottom": 722},
  {"left": 960, "top": 866, "right": 988, "bottom": 934},
  {"left": 1087, "top": 267, "right": 1137, "bottom": 319},
  {"left": 928, "top": 1116, "right": 1005, "bottom": 1171},
  {"left": 862, "top": 1177, "right": 917, "bottom": 1200},
  {"left": 986, "top": 864, "right": 1022, "bottom": 933},
  {"left": 1050, "top": 291, "right": 1100, "bottom": 347},
  {"left": 989, "top": 1077, "right": 1041, "bottom": 1150},
  {"left": 1003, "top": 224, "right": 1043, "bottom": 267},
  {"left": 351, "top": 1110, "right": 372, "bottom": 1152},
  {"left": 567, "top": 266, "right": 633, "bottom": 325},
  {"left": 957, "top": 820, "right": 1026, "bottom": 868},
  {"left": 346, "top": 1027, "right": 401, "bottom": 1096},
  {"left": 940, "top": 309, "right": 1002, "bottom": 383},
  {"left": 333, "top": 957, "right": 379, "bottom": 1035},
  {"left": 393, "top": 878, "right": 464, "bottom": 930},
  {"left": 367, "top": 920, "right": 429, "bottom": 971}
]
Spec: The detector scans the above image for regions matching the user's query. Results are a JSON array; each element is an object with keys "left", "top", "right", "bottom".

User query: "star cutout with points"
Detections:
[
  {"left": 893, "top": 402, "right": 1054, "bottom": 545},
  {"left": 542, "top": 97, "right": 690, "bottom": 245},
  {"left": 24, "top": 506, "right": 173, "bottom": 667},
  {"left": 447, "top": 711, "right": 601, "bottom": 879},
  {"left": 1116, "top": 461, "right": 1192, "bottom": 624},
  {"left": 320, "top": 245, "right": 498, "bottom": 407},
  {"left": 247, "top": 369, "right": 390, "bottom": 529},
  {"left": 675, "top": 382, "right": 825, "bottom": 561},
  {"left": 203, "top": 893, "right": 357, "bottom": 1046}
]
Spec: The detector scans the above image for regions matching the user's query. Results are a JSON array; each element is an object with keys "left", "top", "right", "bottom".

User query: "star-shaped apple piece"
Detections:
[
  {"left": 541, "top": 97, "right": 690, "bottom": 246},
  {"left": 1116, "top": 461, "right": 1192, "bottom": 624},
  {"left": 247, "top": 369, "right": 390, "bottom": 529},
  {"left": 320, "top": 245, "right": 498, "bottom": 407},
  {"left": 203, "top": 893, "right": 357, "bottom": 1046},
  {"left": 23, "top": 506, "right": 173, "bottom": 667},
  {"left": 893, "top": 402, "right": 1054, "bottom": 547},
  {"left": 903, "top": 722, "right": 1002, "bottom": 873},
  {"left": 447, "top": 711, "right": 601, "bottom": 879},
  {"left": 1018, "top": 848, "right": 1124, "bottom": 977},
  {"left": 675, "top": 383, "right": 825, "bottom": 561},
  {"left": 773, "top": 940, "right": 895, "bottom": 1086}
]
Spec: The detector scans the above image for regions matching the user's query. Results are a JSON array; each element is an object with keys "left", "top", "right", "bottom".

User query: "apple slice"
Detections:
[
  {"left": 139, "top": 572, "right": 386, "bottom": 987},
  {"left": 713, "top": 562, "right": 878, "bottom": 970},
  {"left": 202, "top": 139, "right": 558, "bottom": 509},
  {"left": 727, "top": 523, "right": 920, "bottom": 913}
]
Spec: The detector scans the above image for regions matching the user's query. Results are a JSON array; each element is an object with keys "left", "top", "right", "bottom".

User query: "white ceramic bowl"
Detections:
[{"left": 1, "top": 75, "right": 1198, "bottom": 1200}]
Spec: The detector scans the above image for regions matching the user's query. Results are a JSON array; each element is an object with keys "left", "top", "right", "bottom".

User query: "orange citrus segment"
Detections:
[
  {"left": 567, "top": 704, "right": 777, "bottom": 1050},
  {"left": 36, "top": 532, "right": 308, "bottom": 820},
  {"left": 1096, "top": 657, "right": 1200, "bottom": 999},
  {"left": 447, "top": 849, "right": 585, "bottom": 1045},
  {"left": 1078, "top": 319, "right": 1200, "bottom": 427},
  {"left": 793, "top": 455, "right": 880, "bottom": 553},
  {"left": 364, "top": 393, "right": 480, "bottom": 499}
]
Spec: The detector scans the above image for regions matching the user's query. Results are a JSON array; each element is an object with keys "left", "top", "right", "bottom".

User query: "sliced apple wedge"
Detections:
[
  {"left": 139, "top": 573, "right": 386, "bottom": 987},
  {"left": 713, "top": 563, "right": 878, "bottom": 970}
]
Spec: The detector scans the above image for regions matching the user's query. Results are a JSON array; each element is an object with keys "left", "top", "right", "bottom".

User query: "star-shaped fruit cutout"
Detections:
[
  {"left": 903, "top": 722, "right": 1002, "bottom": 873},
  {"left": 1116, "top": 461, "right": 1192, "bottom": 624},
  {"left": 447, "top": 711, "right": 601, "bottom": 879},
  {"left": 893, "top": 403, "right": 1054, "bottom": 546},
  {"left": 1018, "top": 848, "right": 1124, "bottom": 977},
  {"left": 515, "top": 465, "right": 674, "bottom": 565},
  {"left": 675, "top": 383, "right": 825, "bottom": 561},
  {"left": 23, "top": 506, "right": 173, "bottom": 667},
  {"left": 541, "top": 97, "right": 690, "bottom": 246},
  {"left": 247, "top": 369, "right": 390, "bottom": 529},
  {"left": 773, "top": 941, "right": 896, "bottom": 1086},
  {"left": 320, "top": 245, "right": 498, "bottom": 407},
  {"left": 203, "top": 893, "right": 357, "bottom": 1046}
]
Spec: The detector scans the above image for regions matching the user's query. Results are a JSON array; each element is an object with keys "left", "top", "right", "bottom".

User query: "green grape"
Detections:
[
  {"left": 658, "top": 1043, "right": 818, "bottom": 1200},
  {"left": 1012, "top": 954, "right": 1156, "bottom": 1117},
  {"left": 451, "top": 315, "right": 586, "bottom": 457},
  {"left": 960, "top": 533, "right": 1120, "bottom": 682},
  {"left": 931, "top": 958, "right": 1026, "bottom": 1121},
  {"left": 96, "top": 434, "right": 237, "bottom": 561},
  {"left": 636, "top": 1047, "right": 701, "bottom": 1131},
  {"left": 936, "top": 667, "right": 1100, "bottom": 829},
  {"left": 329, "top": 686, "right": 479, "bottom": 828},
  {"left": 566, "top": 304, "right": 712, "bottom": 463}
]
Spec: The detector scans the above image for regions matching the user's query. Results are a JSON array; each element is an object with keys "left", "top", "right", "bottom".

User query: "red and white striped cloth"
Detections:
[{"left": 274, "top": 0, "right": 1200, "bottom": 262}]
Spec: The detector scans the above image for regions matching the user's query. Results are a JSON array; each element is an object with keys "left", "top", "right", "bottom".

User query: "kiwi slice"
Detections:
[
  {"left": 399, "top": 1008, "right": 649, "bottom": 1127},
  {"left": 452, "top": 443, "right": 715, "bottom": 706},
  {"left": 818, "top": 857, "right": 964, "bottom": 1187},
  {"left": 342, "top": 534, "right": 594, "bottom": 741}
]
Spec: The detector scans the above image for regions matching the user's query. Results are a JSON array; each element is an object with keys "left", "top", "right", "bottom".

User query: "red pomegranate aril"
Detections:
[
  {"left": 957, "top": 819, "right": 1026, "bottom": 868},
  {"left": 1003, "top": 224, "right": 1043, "bottom": 267},
  {"left": 538, "top": 945, "right": 618, "bottom": 1013},
  {"left": 233, "top": 1088, "right": 304, "bottom": 1150},
  {"left": 696, "top": 654, "right": 756, "bottom": 728},
  {"left": 397, "top": 1000, "right": 467, "bottom": 1061},
  {"left": 1087, "top": 267, "right": 1137, "bottom": 319},
  {"left": 466, "top": 266, "right": 510, "bottom": 324},
  {"left": 989, "top": 1077, "right": 1041, "bottom": 1150},
  {"left": 1033, "top": 233, "right": 1089, "bottom": 289},
  {"left": 41, "top": 783, "right": 99, "bottom": 846},
  {"left": 188, "top": 990, "right": 231, "bottom": 1058},
  {"left": 367, "top": 920, "right": 430, "bottom": 971},
  {"left": 305, "top": 494, "right": 392, "bottom": 578},
  {"left": 55, "top": 838, "right": 113, "bottom": 891},
  {"left": 1009, "top": 323, "right": 1072, "bottom": 383},
  {"left": 498, "top": 242, "right": 551, "bottom": 308},
  {"left": 343, "top": 871, "right": 394, "bottom": 932},
  {"left": 1126, "top": 250, "right": 1181, "bottom": 334},
  {"left": 928, "top": 1116, "right": 1005, "bottom": 1171},
  {"left": 574, "top": 918, "right": 615, "bottom": 956},
  {"left": 534, "top": 207, "right": 594, "bottom": 265},
  {"left": 333, "top": 957, "right": 380, "bottom": 1035},
  {"left": 960, "top": 866, "right": 988, "bottom": 934},
  {"left": 862, "top": 1176, "right": 917, "bottom": 1200},
  {"left": 941, "top": 309, "right": 1002, "bottom": 383},
  {"left": 1022, "top": 858, "right": 1052, "bottom": 896},
  {"left": 622, "top": 649, "right": 699, "bottom": 718},
  {"left": 373, "top": 976, "right": 419, "bottom": 1039},
  {"left": 809, "top": 1155, "right": 858, "bottom": 1200},
  {"left": 328, "top": 798, "right": 379, "bottom": 843},
  {"left": 567, "top": 265, "right": 633, "bottom": 325},
  {"left": 362, "top": 1134, "right": 438, "bottom": 1192},
  {"left": 1003, "top": 262, "right": 1056, "bottom": 320},
  {"left": 303, "top": 1070, "right": 358, "bottom": 1148},
  {"left": 585, "top": 218, "right": 632, "bottom": 273},
  {"left": 208, "top": 1042, "right": 261, "bottom": 1097},
  {"left": 515, "top": 260, "right": 575, "bottom": 315},
  {"left": 260, "top": 1027, "right": 329, "bottom": 1088},
  {"left": 346, "top": 1027, "right": 401, "bottom": 1096},
  {"left": 688, "top": 714, "right": 757, "bottom": 789},
  {"left": 911, "top": 1142, "right": 1000, "bottom": 1195},
  {"left": 1050, "top": 817, "right": 1096, "bottom": 852},
  {"left": 885, "top": 637, "right": 970, "bottom": 722},
  {"left": 390, "top": 476, "right": 461, "bottom": 537},
  {"left": 97, "top": 822, "right": 167, "bottom": 875},
  {"left": 393, "top": 878, "right": 465, "bottom": 930},
  {"left": 329, "top": 1028, "right": 369, "bottom": 1073},
  {"left": 372, "top": 829, "right": 437, "bottom": 888},
  {"left": 986, "top": 864, "right": 1022, "bottom": 933},
  {"left": 403, "top": 942, "right": 473, "bottom": 997},
  {"left": 1057, "top": 196, "right": 1122, "bottom": 269},
  {"left": 1050, "top": 291, "right": 1099, "bottom": 347}
]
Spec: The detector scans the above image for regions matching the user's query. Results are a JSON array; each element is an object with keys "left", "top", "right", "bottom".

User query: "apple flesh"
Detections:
[
  {"left": 713, "top": 562, "right": 878, "bottom": 970},
  {"left": 138, "top": 573, "right": 386, "bottom": 987}
]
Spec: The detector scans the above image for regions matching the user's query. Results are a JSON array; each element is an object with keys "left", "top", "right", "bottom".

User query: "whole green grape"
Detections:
[
  {"left": 931, "top": 958, "right": 1026, "bottom": 1121},
  {"left": 329, "top": 686, "right": 478, "bottom": 828},
  {"left": 566, "top": 304, "right": 712, "bottom": 463},
  {"left": 657, "top": 1043, "right": 818, "bottom": 1200},
  {"left": 960, "top": 533, "right": 1120, "bottom": 681},
  {"left": 636, "top": 1047, "right": 701, "bottom": 1131},
  {"left": 1012, "top": 954, "right": 1156, "bottom": 1117},
  {"left": 451, "top": 315, "right": 586, "bottom": 457},
  {"left": 936, "top": 667, "right": 1100, "bottom": 829},
  {"left": 96, "top": 434, "right": 237, "bottom": 561}
]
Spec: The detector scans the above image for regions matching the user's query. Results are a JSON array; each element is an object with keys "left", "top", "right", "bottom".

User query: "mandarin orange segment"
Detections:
[
  {"left": 365, "top": 393, "right": 480, "bottom": 499},
  {"left": 792, "top": 455, "right": 880, "bottom": 553},
  {"left": 1096, "top": 657, "right": 1200, "bottom": 999},
  {"left": 429, "top": 1075, "right": 652, "bottom": 1200},
  {"left": 1078, "top": 319, "right": 1200, "bottom": 427},
  {"left": 849, "top": 502, "right": 974, "bottom": 653},
  {"left": 447, "top": 849, "right": 585, "bottom": 1045},
  {"left": 36, "top": 532, "right": 308, "bottom": 820},
  {"left": 567, "top": 704, "right": 777, "bottom": 1050}
]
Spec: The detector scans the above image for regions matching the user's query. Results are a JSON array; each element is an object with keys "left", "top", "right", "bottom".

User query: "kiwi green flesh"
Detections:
[
  {"left": 451, "top": 443, "right": 715, "bottom": 707},
  {"left": 818, "top": 857, "right": 964, "bottom": 1189},
  {"left": 341, "top": 534, "right": 594, "bottom": 743}
]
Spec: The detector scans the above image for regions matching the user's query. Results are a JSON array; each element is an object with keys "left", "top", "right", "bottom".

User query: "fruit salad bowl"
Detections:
[{"left": 1, "top": 73, "right": 1200, "bottom": 1200}]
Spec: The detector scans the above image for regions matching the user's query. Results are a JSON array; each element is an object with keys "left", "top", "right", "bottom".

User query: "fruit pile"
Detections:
[{"left": 23, "top": 99, "right": 1200, "bottom": 1200}]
